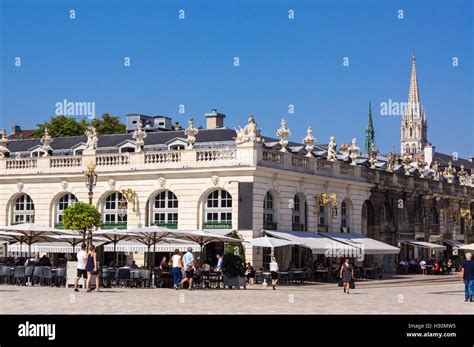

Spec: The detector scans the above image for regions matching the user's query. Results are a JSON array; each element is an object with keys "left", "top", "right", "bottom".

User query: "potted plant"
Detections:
[{"left": 222, "top": 231, "right": 246, "bottom": 289}]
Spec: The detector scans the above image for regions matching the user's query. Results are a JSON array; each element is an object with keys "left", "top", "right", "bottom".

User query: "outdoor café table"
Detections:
[
  {"left": 423, "top": 265, "right": 433, "bottom": 275},
  {"left": 261, "top": 271, "right": 272, "bottom": 285}
]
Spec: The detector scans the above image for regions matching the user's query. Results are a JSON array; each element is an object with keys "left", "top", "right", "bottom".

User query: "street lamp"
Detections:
[
  {"left": 84, "top": 162, "right": 97, "bottom": 248},
  {"left": 85, "top": 162, "right": 97, "bottom": 205}
]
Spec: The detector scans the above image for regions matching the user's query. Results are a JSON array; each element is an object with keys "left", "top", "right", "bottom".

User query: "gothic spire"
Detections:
[
  {"left": 408, "top": 49, "right": 420, "bottom": 106},
  {"left": 364, "top": 101, "right": 375, "bottom": 153}
]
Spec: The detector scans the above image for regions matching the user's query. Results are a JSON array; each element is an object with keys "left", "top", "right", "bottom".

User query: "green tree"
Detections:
[
  {"left": 91, "top": 113, "right": 126, "bottom": 135},
  {"left": 62, "top": 202, "right": 101, "bottom": 246},
  {"left": 33, "top": 115, "right": 87, "bottom": 138}
]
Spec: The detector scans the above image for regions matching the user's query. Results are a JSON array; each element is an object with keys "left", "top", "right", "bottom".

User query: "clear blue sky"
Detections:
[{"left": 0, "top": 0, "right": 472, "bottom": 157}]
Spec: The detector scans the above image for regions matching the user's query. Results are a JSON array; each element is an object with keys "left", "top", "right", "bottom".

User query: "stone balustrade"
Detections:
[{"left": 0, "top": 145, "right": 473, "bottom": 200}]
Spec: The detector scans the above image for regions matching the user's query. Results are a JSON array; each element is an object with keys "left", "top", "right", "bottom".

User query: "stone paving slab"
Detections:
[{"left": 0, "top": 279, "right": 472, "bottom": 315}]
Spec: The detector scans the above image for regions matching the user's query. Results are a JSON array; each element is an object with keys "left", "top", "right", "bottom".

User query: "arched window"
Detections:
[
  {"left": 263, "top": 192, "right": 276, "bottom": 230},
  {"left": 102, "top": 192, "right": 127, "bottom": 229},
  {"left": 361, "top": 200, "right": 374, "bottom": 236},
  {"left": 341, "top": 199, "right": 351, "bottom": 232},
  {"left": 56, "top": 193, "right": 77, "bottom": 228},
  {"left": 292, "top": 194, "right": 306, "bottom": 231},
  {"left": 431, "top": 208, "right": 438, "bottom": 225},
  {"left": 12, "top": 194, "right": 35, "bottom": 224},
  {"left": 151, "top": 191, "right": 178, "bottom": 228},
  {"left": 204, "top": 189, "right": 232, "bottom": 229}
]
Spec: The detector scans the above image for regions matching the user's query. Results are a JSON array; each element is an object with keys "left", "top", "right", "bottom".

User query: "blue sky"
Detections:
[{"left": 0, "top": 0, "right": 472, "bottom": 157}]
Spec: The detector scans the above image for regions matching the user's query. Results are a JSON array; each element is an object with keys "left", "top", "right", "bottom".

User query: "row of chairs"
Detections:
[
  {"left": 0, "top": 266, "right": 66, "bottom": 287},
  {"left": 100, "top": 268, "right": 151, "bottom": 288}
]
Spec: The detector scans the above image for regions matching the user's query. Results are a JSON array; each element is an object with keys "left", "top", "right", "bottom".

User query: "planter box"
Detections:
[{"left": 223, "top": 275, "right": 246, "bottom": 289}]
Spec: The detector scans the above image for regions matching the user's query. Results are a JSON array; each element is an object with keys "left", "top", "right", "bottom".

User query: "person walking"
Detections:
[
  {"left": 171, "top": 249, "right": 183, "bottom": 290},
  {"left": 460, "top": 253, "right": 474, "bottom": 302},
  {"left": 340, "top": 258, "right": 354, "bottom": 294},
  {"left": 180, "top": 247, "right": 195, "bottom": 290},
  {"left": 269, "top": 256, "right": 279, "bottom": 290},
  {"left": 85, "top": 245, "right": 100, "bottom": 293},
  {"left": 74, "top": 244, "right": 88, "bottom": 292}
]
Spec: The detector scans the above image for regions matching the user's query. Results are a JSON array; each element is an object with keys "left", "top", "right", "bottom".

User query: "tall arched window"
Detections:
[
  {"left": 341, "top": 199, "right": 351, "bottom": 232},
  {"left": 12, "top": 194, "right": 35, "bottom": 224},
  {"left": 151, "top": 191, "right": 178, "bottom": 228},
  {"left": 102, "top": 192, "right": 127, "bottom": 229},
  {"left": 204, "top": 189, "right": 232, "bottom": 229},
  {"left": 56, "top": 193, "right": 77, "bottom": 228},
  {"left": 292, "top": 194, "right": 306, "bottom": 231},
  {"left": 431, "top": 208, "right": 438, "bottom": 225},
  {"left": 263, "top": 192, "right": 276, "bottom": 230}
]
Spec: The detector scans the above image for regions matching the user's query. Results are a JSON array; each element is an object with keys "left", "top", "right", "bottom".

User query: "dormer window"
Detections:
[
  {"left": 166, "top": 138, "right": 187, "bottom": 151},
  {"left": 120, "top": 146, "right": 135, "bottom": 153},
  {"left": 31, "top": 149, "right": 45, "bottom": 157}
]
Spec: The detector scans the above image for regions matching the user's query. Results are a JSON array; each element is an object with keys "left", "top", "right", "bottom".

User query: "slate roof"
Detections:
[{"left": 5, "top": 128, "right": 239, "bottom": 153}]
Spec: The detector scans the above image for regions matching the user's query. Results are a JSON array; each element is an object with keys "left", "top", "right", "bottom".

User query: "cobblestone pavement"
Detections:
[{"left": 0, "top": 277, "right": 472, "bottom": 314}]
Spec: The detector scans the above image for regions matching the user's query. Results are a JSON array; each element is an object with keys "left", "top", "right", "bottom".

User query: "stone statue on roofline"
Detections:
[
  {"left": 386, "top": 151, "right": 396, "bottom": 172},
  {"left": 431, "top": 161, "right": 441, "bottom": 181},
  {"left": 302, "top": 127, "right": 316, "bottom": 157},
  {"left": 442, "top": 161, "right": 456, "bottom": 184},
  {"left": 84, "top": 125, "right": 98, "bottom": 154},
  {"left": 417, "top": 159, "right": 428, "bottom": 177},
  {"left": 0, "top": 128, "right": 10, "bottom": 159},
  {"left": 236, "top": 115, "right": 260, "bottom": 145},
  {"left": 327, "top": 136, "right": 337, "bottom": 161},
  {"left": 40, "top": 126, "right": 53, "bottom": 157},
  {"left": 402, "top": 152, "right": 412, "bottom": 175},
  {"left": 348, "top": 138, "right": 360, "bottom": 165},
  {"left": 276, "top": 118, "right": 291, "bottom": 152},
  {"left": 184, "top": 117, "right": 198, "bottom": 149},
  {"left": 132, "top": 121, "right": 147, "bottom": 152},
  {"left": 368, "top": 142, "right": 378, "bottom": 169},
  {"left": 458, "top": 164, "right": 468, "bottom": 186}
]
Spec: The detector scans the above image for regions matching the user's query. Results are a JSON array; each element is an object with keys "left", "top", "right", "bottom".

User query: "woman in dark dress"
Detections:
[
  {"left": 339, "top": 258, "right": 354, "bottom": 294},
  {"left": 85, "top": 245, "right": 100, "bottom": 292}
]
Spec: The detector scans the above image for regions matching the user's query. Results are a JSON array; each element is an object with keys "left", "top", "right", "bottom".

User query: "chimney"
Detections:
[
  {"left": 11, "top": 125, "right": 21, "bottom": 134},
  {"left": 204, "top": 109, "right": 225, "bottom": 129},
  {"left": 424, "top": 143, "right": 435, "bottom": 167}
]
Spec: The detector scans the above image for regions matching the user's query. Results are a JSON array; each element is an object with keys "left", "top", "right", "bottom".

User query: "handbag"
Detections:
[
  {"left": 349, "top": 279, "right": 355, "bottom": 289},
  {"left": 338, "top": 278, "right": 343, "bottom": 287}
]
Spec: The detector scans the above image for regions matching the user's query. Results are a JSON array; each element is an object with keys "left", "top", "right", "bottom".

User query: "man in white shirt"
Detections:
[
  {"left": 74, "top": 244, "right": 88, "bottom": 292},
  {"left": 182, "top": 247, "right": 195, "bottom": 270}
]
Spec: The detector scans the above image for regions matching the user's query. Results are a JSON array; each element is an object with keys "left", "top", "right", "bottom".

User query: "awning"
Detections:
[
  {"left": 322, "top": 232, "right": 400, "bottom": 255},
  {"left": 442, "top": 240, "right": 464, "bottom": 247},
  {"left": 263, "top": 230, "right": 358, "bottom": 255},
  {"left": 8, "top": 242, "right": 104, "bottom": 253},
  {"left": 103, "top": 240, "right": 200, "bottom": 252},
  {"left": 400, "top": 240, "right": 446, "bottom": 250}
]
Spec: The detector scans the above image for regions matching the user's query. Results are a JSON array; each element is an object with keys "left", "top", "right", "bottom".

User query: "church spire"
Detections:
[
  {"left": 400, "top": 49, "right": 428, "bottom": 155},
  {"left": 408, "top": 49, "right": 420, "bottom": 106},
  {"left": 364, "top": 101, "right": 375, "bottom": 153}
]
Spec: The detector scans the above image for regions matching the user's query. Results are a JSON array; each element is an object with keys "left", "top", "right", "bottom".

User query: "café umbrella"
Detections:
[
  {"left": 93, "top": 229, "right": 139, "bottom": 265},
  {"left": 0, "top": 224, "right": 75, "bottom": 257},
  {"left": 126, "top": 226, "right": 180, "bottom": 267},
  {"left": 247, "top": 236, "right": 299, "bottom": 256}
]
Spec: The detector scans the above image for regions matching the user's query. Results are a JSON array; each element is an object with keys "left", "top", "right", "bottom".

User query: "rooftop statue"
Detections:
[
  {"left": 184, "top": 117, "right": 198, "bottom": 149},
  {"left": 276, "top": 118, "right": 291, "bottom": 152}
]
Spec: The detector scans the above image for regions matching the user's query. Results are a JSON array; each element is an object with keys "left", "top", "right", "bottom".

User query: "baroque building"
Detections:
[{"left": 0, "top": 54, "right": 473, "bottom": 272}]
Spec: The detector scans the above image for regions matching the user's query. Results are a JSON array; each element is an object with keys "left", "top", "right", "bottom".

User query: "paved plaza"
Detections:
[{"left": 0, "top": 276, "right": 472, "bottom": 315}]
